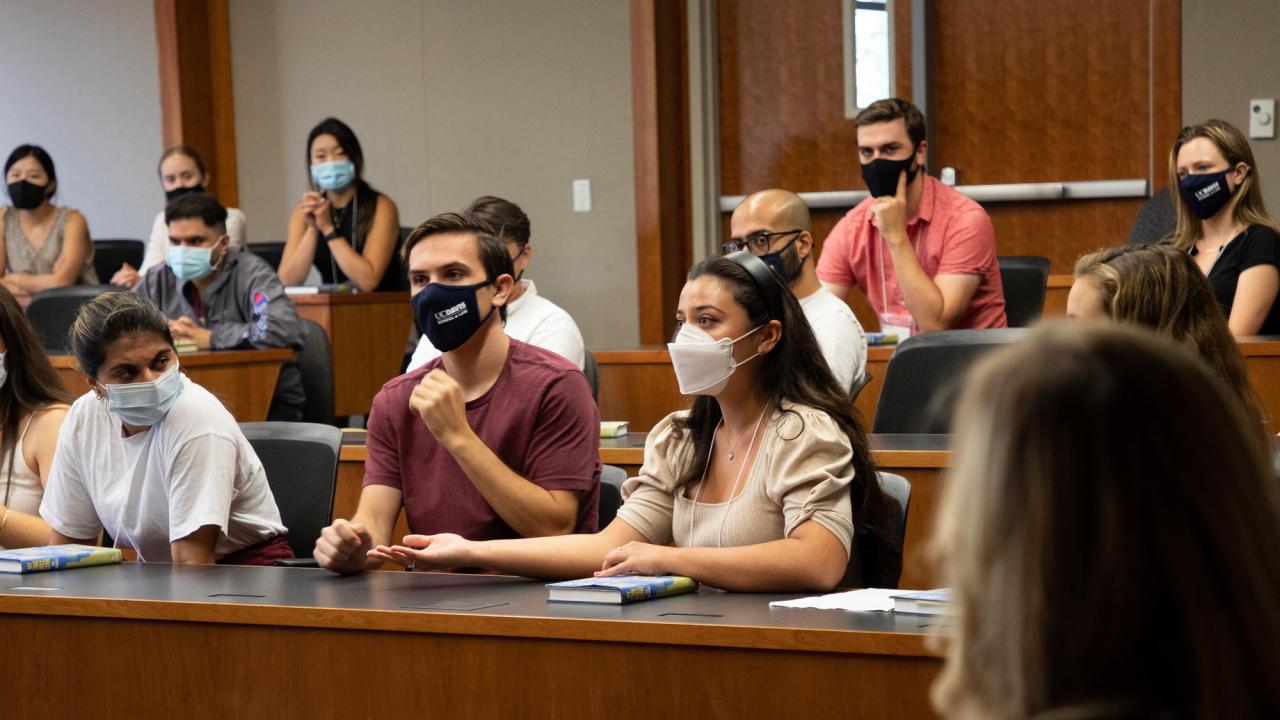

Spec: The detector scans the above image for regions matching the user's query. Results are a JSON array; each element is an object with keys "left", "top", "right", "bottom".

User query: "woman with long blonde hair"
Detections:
[
  {"left": 1069, "top": 242, "right": 1266, "bottom": 432},
  {"left": 930, "top": 324, "right": 1280, "bottom": 719},
  {"left": 1167, "top": 119, "right": 1280, "bottom": 335}
]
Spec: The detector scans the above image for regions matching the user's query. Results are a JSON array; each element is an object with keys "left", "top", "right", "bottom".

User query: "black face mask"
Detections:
[
  {"left": 7, "top": 180, "right": 48, "bottom": 210},
  {"left": 165, "top": 184, "right": 205, "bottom": 202},
  {"left": 759, "top": 233, "right": 806, "bottom": 283},
  {"left": 860, "top": 152, "right": 920, "bottom": 198}
]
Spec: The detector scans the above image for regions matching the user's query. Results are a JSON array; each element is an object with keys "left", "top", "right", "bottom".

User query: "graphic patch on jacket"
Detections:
[{"left": 252, "top": 290, "right": 269, "bottom": 340}]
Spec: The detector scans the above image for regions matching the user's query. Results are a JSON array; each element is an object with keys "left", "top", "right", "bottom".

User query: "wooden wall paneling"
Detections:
[
  {"left": 1150, "top": 0, "right": 1182, "bottom": 191},
  {"left": 154, "top": 0, "right": 239, "bottom": 206},
  {"left": 632, "top": 0, "right": 693, "bottom": 344},
  {"left": 893, "top": 0, "right": 912, "bottom": 100}
]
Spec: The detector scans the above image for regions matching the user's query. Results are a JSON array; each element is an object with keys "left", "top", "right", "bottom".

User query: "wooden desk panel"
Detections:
[
  {"left": 49, "top": 348, "right": 291, "bottom": 422},
  {"left": 337, "top": 433, "right": 951, "bottom": 589},
  {"left": 0, "top": 565, "right": 942, "bottom": 719},
  {"left": 293, "top": 291, "right": 413, "bottom": 417},
  {"left": 1044, "top": 273, "right": 1072, "bottom": 317}
]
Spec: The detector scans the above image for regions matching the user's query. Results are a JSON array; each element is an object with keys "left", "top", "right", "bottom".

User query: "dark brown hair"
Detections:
[
  {"left": 855, "top": 98, "right": 927, "bottom": 146},
  {"left": 401, "top": 212, "right": 515, "bottom": 322},
  {"left": 0, "top": 284, "right": 71, "bottom": 487},
  {"left": 164, "top": 192, "right": 228, "bottom": 235},
  {"left": 675, "top": 256, "right": 893, "bottom": 546},
  {"left": 68, "top": 293, "right": 175, "bottom": 379},
  {"left": 932, "top": 323, "right": 1280, "bottom": 719},
  {"left": 1074, "top": 243, "right": 1266, "bottom": 432},
  {"left": 465, "top": 196, "right": 531, "bottom": 247}
]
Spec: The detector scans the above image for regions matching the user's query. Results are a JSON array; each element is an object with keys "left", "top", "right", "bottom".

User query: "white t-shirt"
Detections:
[
  {"left": 799, "top": 288, "right": 868, "bottom": 394},
  {"left": 40, "top": 375, "right": 286, "bottom": 562},
  {"left": 141, "top": 207, "right": 247, "bottom": 273},
  {"left": 407, "top": 278, "right": 586, "bottom": 371}
]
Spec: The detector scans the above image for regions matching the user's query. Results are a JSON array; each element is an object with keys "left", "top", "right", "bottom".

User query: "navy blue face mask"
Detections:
[
  {"left": 412, "top": 279, "right": 497, "bottom": 353},
  {"left": 1178, "top": 170, "right": 1236, "bottom": 220},
  {"left": 758, "top": 233, "right": 805, "bottom": 282}
]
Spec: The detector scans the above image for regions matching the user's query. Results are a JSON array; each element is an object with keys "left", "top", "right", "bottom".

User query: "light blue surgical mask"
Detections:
[
  {"left": 311, "top": 160, "right": 356, "bottom": 191},
  {"left": 104, "top": 362, "right": 184, "bottom": 427},
  {"left": 166, "top": 243, "right": 219, "bottom": 281}
]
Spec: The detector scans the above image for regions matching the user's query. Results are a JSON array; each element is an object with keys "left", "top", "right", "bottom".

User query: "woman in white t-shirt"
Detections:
[
  {"left": 40, "top": 292, "right": 290, "bottom": 564},
  {"left": 0, "top": 284, "right": 71, "bottom": 549},
  {"left": 110, "top": 145, "right": 246, "bottom": 288}
]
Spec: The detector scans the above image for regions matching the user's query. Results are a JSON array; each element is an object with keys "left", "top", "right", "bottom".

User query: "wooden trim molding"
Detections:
[
  {"left": 631, "top": 0, "right": 693, "bottom": 344},
  {"left": 153, "top": 0, "right": 239, "bottom": 207},
  {"left": 1150, "top": 0, "right": 1181, "bottom": 193}
]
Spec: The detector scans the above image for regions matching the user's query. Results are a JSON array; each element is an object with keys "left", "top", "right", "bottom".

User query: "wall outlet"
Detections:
[
  {"left": 1250, "top": 99, "right": 1275, "bottom": 139},
  {"left": 940, "top": 166, "right": 957, "bottom": 186},
  {"left": 572, "top": 179, "right": 592, "bottom": 212}
]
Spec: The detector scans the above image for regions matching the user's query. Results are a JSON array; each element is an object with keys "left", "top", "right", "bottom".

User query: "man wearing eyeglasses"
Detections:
[
  {"left": 816, "top": 98, "right": 1007, "bottom": 337},
  {"left": 728, "top": 189, "right": 867, "bottom": 393}
]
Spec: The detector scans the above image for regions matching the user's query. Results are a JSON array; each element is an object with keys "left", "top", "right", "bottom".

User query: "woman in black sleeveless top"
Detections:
[{"left": 280, "top": 118, "right": 402, "bottom": 292}]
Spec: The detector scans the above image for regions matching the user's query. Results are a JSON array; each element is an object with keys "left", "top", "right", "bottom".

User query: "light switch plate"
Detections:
[
  {"left": 1250, "top": 99, "right": 1275, "bottom": 139},
  {"left": 572, "top": 179, "right": 592, "bottom": 213}
]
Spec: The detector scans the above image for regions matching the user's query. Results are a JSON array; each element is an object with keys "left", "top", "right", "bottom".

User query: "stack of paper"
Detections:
[{"left": 769, "top": 588, "right": 898, "bottom": 612}]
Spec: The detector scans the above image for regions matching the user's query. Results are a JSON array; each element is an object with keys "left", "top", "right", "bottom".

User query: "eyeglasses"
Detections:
[{"left": 721, "top": 229, "right": 803, "bottom": 256}]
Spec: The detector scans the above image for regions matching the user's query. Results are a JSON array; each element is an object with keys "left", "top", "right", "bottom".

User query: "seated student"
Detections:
[
  {"left": 362, "top": 253, "right": 895, "bottom": 593},
  {"left": 817, "top": 99, "right": 1007, "bottom": 336},
  {"left": 1167, "top": 119, "right": 1280, "bottom": 336},
  {"left": 407, "top": 196, "right": 586, "bottom": 371},
  {"left": 314, "top": 213, "right": 600, "bottom": 574},
  {"left": 40, "top": 292, "right": 292, "bottom": 565},
  {"left": 0, "top": 144, "right": 97, "bottom": 297},
  {"left": 135, "top": 192, "right": 304, "bottom": 421},
  {"left": 112, "top": 145, "right": 247, "bottom": 289},
  {"left": 0, "top": 284, "right": 71, "bottom": 549},
  {"left": 930, "top": 323, "right": 1280, "bottom": 718},
  {"left": 279, "top": 117, "right": 401, "bottom": 292},
  {"left": 728, "top": 189, "right": 867, "bottom": 393},
  {"left": 1070, "top": 243, "right": 1267, "bottom": 432}
]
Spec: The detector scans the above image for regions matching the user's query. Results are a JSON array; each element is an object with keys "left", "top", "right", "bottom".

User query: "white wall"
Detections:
[
  {"left": 1183, "top": 0, "right": 1280, "bottom": 213},
  {"left": 0, "top": 0, "right": 163, "bottom": 240},
  {"left": 229, "top": 0, "right": 639, "bottom": 348}
]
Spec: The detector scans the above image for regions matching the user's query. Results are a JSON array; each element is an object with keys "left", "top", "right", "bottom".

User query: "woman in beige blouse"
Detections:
[
  {"left": 357, "top": 253, "right": 894, "bottom": 592},
  {"left": 1, "top": 145, "right": 97, "bottom": 298}
]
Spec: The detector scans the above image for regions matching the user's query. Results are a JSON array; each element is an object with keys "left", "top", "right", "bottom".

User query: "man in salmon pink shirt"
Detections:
[{"left": 817, "top": 98, "right": 1007, "bottom": 336}]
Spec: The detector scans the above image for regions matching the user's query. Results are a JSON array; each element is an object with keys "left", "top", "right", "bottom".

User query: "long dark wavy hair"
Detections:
[
  {"left": 672, "top": 256, "right": 893, "bottom": 543},
  {"left": 0, "top": 284, "right": 71, "bottom": 499}
]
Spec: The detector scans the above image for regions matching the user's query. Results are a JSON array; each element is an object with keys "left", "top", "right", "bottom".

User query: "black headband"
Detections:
[{"left": 723, "top": 251, "right": 785, "bottom": 322}]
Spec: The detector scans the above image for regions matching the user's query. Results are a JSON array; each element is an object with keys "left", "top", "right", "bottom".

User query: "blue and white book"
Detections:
[
  {"left": 890, "top": 588, "right": 950, "bottom": 615},
  {"left": 546, "top": 575, "right": 698, "bottom": 604},
  {"left": 0, "top": 544, "right": 123, "bottom": 574}
]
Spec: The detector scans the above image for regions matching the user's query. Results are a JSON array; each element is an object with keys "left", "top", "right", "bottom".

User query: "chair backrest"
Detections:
[
  {"left": 997, "top": 255, "right": 1051, "bottom": 328},
  {"left": 582, "top": 351, "right": 600, "bottom": 403},
  {"left": 246, "top": 242, "right": 287, "bottom": 270},
  {"left": 850, "top": 472, "right": 912, "bottom": 588},
  {"left": 295, "top": 318, "right": 335, "bottom": 425},
  {"left": 239, "top": 422, "right": 342, "bottom": 559},
  {"left": 872, "top": 329, "right": 1031, "bottom": 434},
  {"left": 26, "top": 285, "right": 116, "bottom": 352},
  {"left": 92, "top": 239, "right": 145, "bottom": 283},
  {"left": 599, "top": 464, "right": 626, "bottom": 528}
]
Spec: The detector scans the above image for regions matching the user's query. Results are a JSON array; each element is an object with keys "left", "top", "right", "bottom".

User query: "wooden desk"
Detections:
[
  {"left": 1043, "top": 273, "right": 1072, "bottom": 317},
  {"left": 292, "top": 291, "right": 413, "bottom": 417},
  {"left": 49, "top": 348, "right": 291, "bottom": 422},
  {"left": 0, "top": 563, "right": 942, "bottom": 719},
  {"left": 336, "top": 432, "right": 949, "bottom": 590},
  {"left": 598, "top": 339, "right": 1280, "bottom": 435}
]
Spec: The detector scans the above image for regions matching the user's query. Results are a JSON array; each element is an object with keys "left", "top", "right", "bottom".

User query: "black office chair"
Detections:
[
  {"left": 997, "top": 255, "right": 1051, "bottom": 328},
  {"left": 247, "top": 242, "right": 287, "bottom": 270},
  {"left": 92, "top": 239, "right": 145, "bottom": 283},
  {"left": 26, "top": 285, "right": 116, "bottom": 352},
  {"left": 598, "top": 464, "right": 626, "bottom": 527},
  {"left": 239, "top": 421, "right": 342, "bottom": 565},
  {"left": 845, "top": 472, "right": 912, "bottom": 588},
  {"left": 872, "top": 329, "right": 1031, "bottom": 434},
  {"left": 296, "top": 318, "right": 335, "bottom": 426},
  {"left": 582, "top": 351, "right": 600, "bottom": 403}
]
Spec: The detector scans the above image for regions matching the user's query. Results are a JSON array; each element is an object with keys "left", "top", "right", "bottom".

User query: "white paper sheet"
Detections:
[{"left": 768, "top": 588, "right": 898, "bottom": 612}]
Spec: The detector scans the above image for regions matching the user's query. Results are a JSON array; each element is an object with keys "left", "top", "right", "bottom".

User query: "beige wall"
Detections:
[
  {"left": 0, "top": 0, "right": 163, "bottom": 239},
  {"left": 1182, "top": 0, "right": 1280, "bottom": 213},
  {"left": 229, "top": 0, "right": 639, "bottom": 348}
]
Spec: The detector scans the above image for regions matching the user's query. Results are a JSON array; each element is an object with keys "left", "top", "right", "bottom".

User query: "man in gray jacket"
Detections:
[{"left": 138, "top": 192, "right": 305, "bottom": 420}]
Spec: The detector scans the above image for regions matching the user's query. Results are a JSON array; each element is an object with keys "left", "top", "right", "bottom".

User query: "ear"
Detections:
[
  {"left": 490, "top": 273, "right": 516, "bottom": 308},
  {"left": 86, "top": 376, "right": 105, "bottom": 400},
  {"left": 1234, "top": 162, "right": 1250, "bottom": 184},
  {"left": 756, "top": 319, "right": 783, "bottom": 355},
  {"left": 795, "top": 232, "right": 813, "bottom": 261},
  {"left": 914, "top": 140, "right": 928, "bottom": 167}
]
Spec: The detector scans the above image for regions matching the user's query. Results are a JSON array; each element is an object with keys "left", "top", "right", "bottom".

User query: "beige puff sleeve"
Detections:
[
  {"left": 763, "top": 407, "right": 856, "bottom": 556},
  {"left": 614, "top": 411, "right": 692, "bottom": 546}
]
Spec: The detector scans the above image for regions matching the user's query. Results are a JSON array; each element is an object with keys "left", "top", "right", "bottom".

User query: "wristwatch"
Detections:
[{"left": 323, "top": 229, "right": 341, "bottom": 243}]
